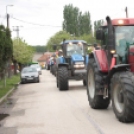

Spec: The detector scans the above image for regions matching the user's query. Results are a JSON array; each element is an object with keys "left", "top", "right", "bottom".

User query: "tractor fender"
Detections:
[
  {"left": 89, "top": 50, "right": 109, "bottom": 72},
  {"left": 102, "top": 64, "right": 131, "bottom": 88},
  {"left": 107, "top": 64, "right": 130, "bottom": 81}
]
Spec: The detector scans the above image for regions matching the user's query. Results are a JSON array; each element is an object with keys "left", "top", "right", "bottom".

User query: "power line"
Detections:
[{"left": 11, "top": 17, "right": 62, "bottom": 27}]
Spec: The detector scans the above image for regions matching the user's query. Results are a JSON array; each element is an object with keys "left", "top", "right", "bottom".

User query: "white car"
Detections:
[
  {"left": 21, "top": 67, "right": 40, "bottom": 84},
  {"left": 30, "top": 64, "right": 42, "bottom": 75}
]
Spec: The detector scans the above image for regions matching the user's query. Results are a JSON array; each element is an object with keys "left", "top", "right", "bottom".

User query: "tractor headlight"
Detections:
[
  {"left": 110, "top": 50, "right": 116, "bottom": 54},
  {"left": 74, "top": 63, "right": 85, "bottom": 68}
]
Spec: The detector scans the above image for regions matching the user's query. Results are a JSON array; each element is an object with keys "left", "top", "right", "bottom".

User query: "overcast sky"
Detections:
[{"left": 0, "top": 0, "right": 134, "bottom": 46}]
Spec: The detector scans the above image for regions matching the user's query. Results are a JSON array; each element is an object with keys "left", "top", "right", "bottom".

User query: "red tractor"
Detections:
[{"left": 87, "top": 16, "right": 134, "bottom": 123}]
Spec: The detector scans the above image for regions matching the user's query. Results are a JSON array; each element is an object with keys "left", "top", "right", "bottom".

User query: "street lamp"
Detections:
[{"left": 6, "top": 5, "right": 13, "bottom": 28}]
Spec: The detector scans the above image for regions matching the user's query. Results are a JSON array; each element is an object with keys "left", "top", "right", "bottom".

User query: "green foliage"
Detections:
[
  {"left": 93, "top": 20, "right": 104, "bottom": 44},
  {"left": 94, "top": 19, "right": 104, "bottom": 31},
  {"left": 63, "top": 4, "right": 92, "bottom": 36},
  {"left": 46, "top": 5, "right": 104, "bottom": 52},
  {"left": 46, "top": 31, "right": 74, "bottom": 51},
  {"left": 32, "top": 45, "right": 46, "bottom": 53},
  {"left": 80, "top": 34, "right": 96, "bottom": 44},
  {"left": 0, "top": 25, "right": 13, "bottom": 72},
  {"left": 13, "top": 38, "right": 35, "bottom": 64},
  {"left": 0, "top": 74, "right": 20, "bottom": 98}
]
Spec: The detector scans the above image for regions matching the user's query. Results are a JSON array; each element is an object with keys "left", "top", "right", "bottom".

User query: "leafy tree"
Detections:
[
  {"left": 46, "top": 31, "right": 73, "bottom": 51},
  {"left": 32, "top": 45, "right": 46, "bottom": 53},
  {"left": 94, "top": 19, "right": 104, "bottom": 31},
  {"left": 13, "top": 38, "right": 35, "bottom": 71},
  {"left": 63, "top": 4, "right": 92, "bottom": 36},
  {"left": 80, "top": 34, "right": 96, "bottom": 44},
  {"left": 79, "top": 11, "right": 92, "bottom": 35},
  {"left": 0, "top": 25, "right": 12, "bottom": 78},
  {"left": 63, "top": 4, "right": 79, "bottom": 36}
]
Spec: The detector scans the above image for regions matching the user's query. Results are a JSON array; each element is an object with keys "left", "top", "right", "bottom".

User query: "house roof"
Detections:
[{"left": 37, "top": 52, "right": 54, "bottom": 62}]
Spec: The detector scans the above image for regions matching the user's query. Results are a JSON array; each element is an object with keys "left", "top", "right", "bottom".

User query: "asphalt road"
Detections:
[{"left": 0, "top": 70, "right": 134, "bottom": 134}]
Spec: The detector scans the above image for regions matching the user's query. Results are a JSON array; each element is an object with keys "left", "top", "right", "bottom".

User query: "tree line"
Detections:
[
  {"left": 46, "top": 4, "right": 104, "bottom": 51},
  {"left": 0, "top": 3, "right": 104, "bottom": 78},
  {"left": 0, "top": 25, "right": 35, "bottom": 79}
]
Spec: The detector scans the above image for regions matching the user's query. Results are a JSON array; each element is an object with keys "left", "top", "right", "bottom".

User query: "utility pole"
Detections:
[
  {"left": 13, "top": 26, "right": 20, "bottom": 38},
  {"left": 125, "top": 7, "right": 128, "bottom": 18},
  {"left": 6, "top": 5, "right": 13, "bottom": 79},
  {"left": 7, "top": 14, "right": 9, "bottom": 28},
  {"left": 6, "top": 5, "right": 13, "bottom": 28},
  {"left": 13, "top": 26, "right": 23, "bottom": 44}
]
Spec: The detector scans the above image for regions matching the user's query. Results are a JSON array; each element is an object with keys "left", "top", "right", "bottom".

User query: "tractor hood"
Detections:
[{"left": 71, "top": 54, "right": 84, "bottom": 62}]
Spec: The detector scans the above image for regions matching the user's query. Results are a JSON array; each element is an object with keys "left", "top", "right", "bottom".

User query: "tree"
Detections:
[
  {"left": 46, "top": 31, "right": 73, "bottom": 51},
  {"left": 63, "top": 4, "right": 92, "bottom": 36},
  {"left": 32, "top": 45, "right": 46, "bottom": 53},
  {"left": 13, "top": 38, "right": 35, "bottom": 72},
  {"left": 0, "top": 25, "right": 12, "bottom": 78},
  {"left": 63, "top": 4, "right": 79, "bottom": 36},
  {"left": 94, "top": 19, "right": 104, "bottom": 31},
  {"left": 79, "top": 11, "right": 92, "bottom": 35}
]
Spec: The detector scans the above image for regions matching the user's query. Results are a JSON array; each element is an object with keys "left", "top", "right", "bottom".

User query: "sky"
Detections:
[{"left": 0, "top": 0, "right": 134, "bottom": 46}]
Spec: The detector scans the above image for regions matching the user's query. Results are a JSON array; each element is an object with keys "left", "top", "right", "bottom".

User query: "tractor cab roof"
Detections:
[
  {"left": 103, "top": 18, "right": 134, "bottom": 26},
  {"left": 60, "top": 40, "right": 87, "bottom": 45}
]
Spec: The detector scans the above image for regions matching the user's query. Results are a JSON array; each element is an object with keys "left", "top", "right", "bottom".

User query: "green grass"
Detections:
[{"left": 0, "top": 74, "right": 20, "bottom": 98}]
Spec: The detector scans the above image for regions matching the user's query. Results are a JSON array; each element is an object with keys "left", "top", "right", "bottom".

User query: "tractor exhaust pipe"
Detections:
[{"left": 106, "top": 16, "right": 115, "bottom": 49}]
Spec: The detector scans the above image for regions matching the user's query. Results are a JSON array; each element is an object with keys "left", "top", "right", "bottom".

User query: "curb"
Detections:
[{"left": 0, "top": 82, "right": 20, "bottom": 104}]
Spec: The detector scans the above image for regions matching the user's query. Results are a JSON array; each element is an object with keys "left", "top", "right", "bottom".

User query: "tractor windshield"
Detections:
[
  {"left": 66, "top": 42, "right": 84, "bottom": 56},
  {"left": 115, "top": 26, "right": 134, "bottom": 46},
  {"left": 115, "top": 26, "right": 134, "bottom": 63}
]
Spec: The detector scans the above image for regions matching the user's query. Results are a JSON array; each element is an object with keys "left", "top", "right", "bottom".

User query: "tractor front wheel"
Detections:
[
  {"left": 111, "top": 71, "right": 134, "bottom": 122},
  {"left": 58, "top": 67, "right": 69, "bottom": 91},
  {"left": 87, "top": 58, "right": 110, "bottom": 109}
]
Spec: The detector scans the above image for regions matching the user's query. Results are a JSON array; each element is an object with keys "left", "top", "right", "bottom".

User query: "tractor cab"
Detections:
[
  {"left": 59, "top": 40, "right": 88, "bottom": 69},
  {"left": 96, "top": 18, "right": 134, "bottom": 72},
  {"left": 60, "top": 40, "right": 87, "bottom": 56}
]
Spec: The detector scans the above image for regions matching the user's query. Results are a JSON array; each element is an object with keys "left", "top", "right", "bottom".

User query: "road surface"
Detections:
[{"left": 0, "top": 70, "right": 134, "bottom": 134}]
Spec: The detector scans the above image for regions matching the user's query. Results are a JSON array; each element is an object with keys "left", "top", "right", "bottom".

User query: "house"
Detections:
[{"left": 37, "top": 52, "right": 54, "bottom": 67}]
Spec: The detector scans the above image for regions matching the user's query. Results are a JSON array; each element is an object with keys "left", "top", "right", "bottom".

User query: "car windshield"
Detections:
[
  {"left": 30, "top": 64, "right": 40, "bottom": 68},
  {"left": 22, "top": 67, "right": 37, "bottom": 73},
  {"left": 66, "top": 42, "right": 84, "bottom": 56}
]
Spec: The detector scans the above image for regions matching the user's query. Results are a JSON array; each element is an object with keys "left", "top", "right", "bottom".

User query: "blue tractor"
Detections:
[{"left": 55, "top": 39, "right": 89, "bottom": 91}]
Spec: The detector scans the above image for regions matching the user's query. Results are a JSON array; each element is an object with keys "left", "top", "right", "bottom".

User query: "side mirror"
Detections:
[
  {"left": 95, "top": 29, "right": 104, "bottom": 40},
  {"left": 53, "top": 44, "right": 57, "bottom": 50}
]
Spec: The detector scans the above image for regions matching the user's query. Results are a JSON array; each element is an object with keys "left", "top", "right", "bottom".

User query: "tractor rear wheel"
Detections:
[
  {"left": 58, "top": 67, "right": 69, "bottom": 91},
  {"left": 87, "top": 58, "right": 110, "bottom": 109},
  {"left": 111, "top": 71, "right": 134, "bottom": 122}
]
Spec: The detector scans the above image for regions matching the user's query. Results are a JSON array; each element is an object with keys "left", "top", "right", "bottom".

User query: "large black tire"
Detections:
[
  {"left": 51, "top": 65, "right": 56, "bottom": 76},
  {"left": 56, "top": 72, "right": 58, "bottom": 88},
  {"left": 58, "top": 67, "right": 69, "bottom": 91},
  {"left": 111, "top": 71, "right": 134, "bottom": 122},
  {"left": 83, "top": 79, "right": 87, "bottom": 86},
  {"left": 87, "top": 58, "right": 110, "bottom": 109}
]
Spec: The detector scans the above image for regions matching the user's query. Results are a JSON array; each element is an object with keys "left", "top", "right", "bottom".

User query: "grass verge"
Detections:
[{"left": 0, "top": 74, "right": 20, "bottom": 99}]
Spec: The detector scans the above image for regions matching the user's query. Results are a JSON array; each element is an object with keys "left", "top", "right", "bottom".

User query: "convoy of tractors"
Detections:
[{"left": 46, "top": 16, "right": 134, "bottom": 123}]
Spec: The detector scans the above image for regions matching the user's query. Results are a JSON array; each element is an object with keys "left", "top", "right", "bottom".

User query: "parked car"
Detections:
[
  {"left": 20, "top": 67, "right": 40, "bottom": 84},
  {"left": 30, "top": 64, "right": 42, "bottom": 75}
]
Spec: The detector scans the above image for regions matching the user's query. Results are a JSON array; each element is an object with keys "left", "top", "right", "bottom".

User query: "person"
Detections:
[
  {"left": 117, "top": 32, "right": 133, "bottom": 63},
  {"left": 58, "top": 49, "right": 63, "bottom": 57},
  {"left": 93, "top": 43, "right": 101, "bottom": 50}
]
